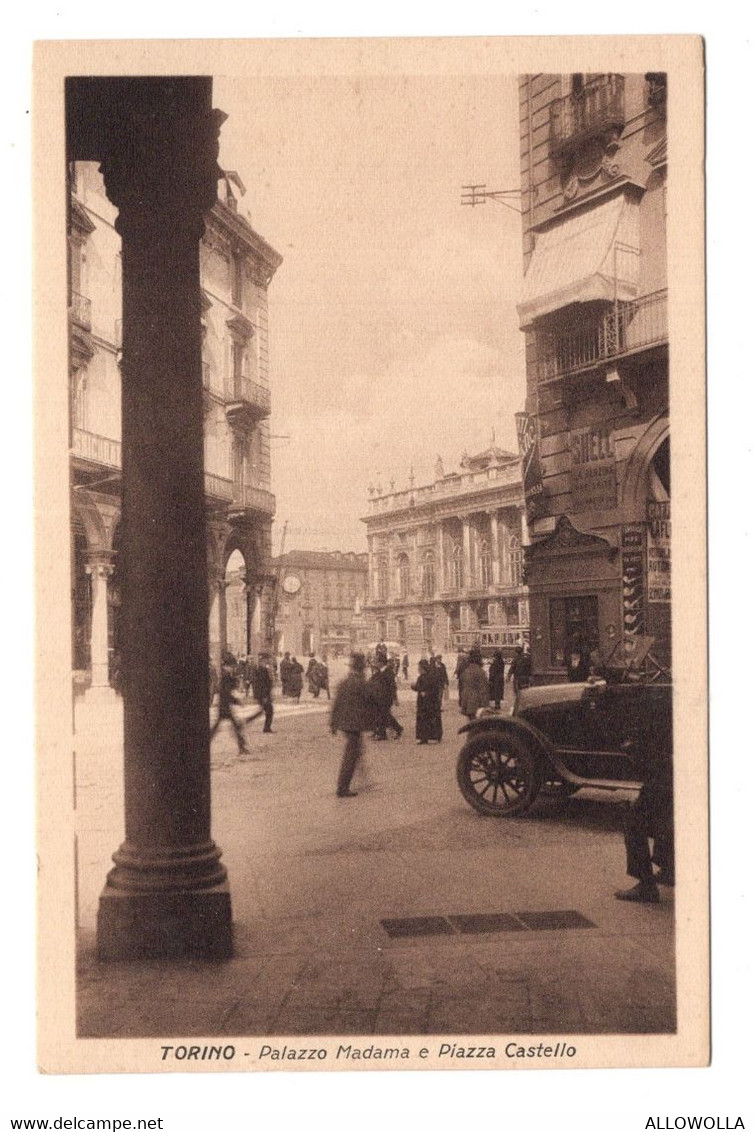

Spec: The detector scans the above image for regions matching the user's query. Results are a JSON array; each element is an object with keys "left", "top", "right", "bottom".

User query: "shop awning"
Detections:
[{"left": 517, "top": 192, "right": 640, "bottom": 329}]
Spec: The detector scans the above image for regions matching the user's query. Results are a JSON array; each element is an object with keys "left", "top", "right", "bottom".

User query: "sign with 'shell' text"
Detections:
[{"left": 569, "top": 425, "right": 618, "bottom": 512}]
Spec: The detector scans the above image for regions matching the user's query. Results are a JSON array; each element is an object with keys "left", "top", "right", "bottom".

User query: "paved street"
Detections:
[{"left": 75, "top": 682, "right": 675, "bottom": 1039}]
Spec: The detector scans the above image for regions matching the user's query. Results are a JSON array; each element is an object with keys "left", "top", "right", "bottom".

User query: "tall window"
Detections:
[
  {"left": 452, "top": 543, "right": 464, "bottom": 590},
  {"left": 421, "top": 551, "right": 436, "bottom": 598},
  {"left": 231, "top": 435, "right": 247, "bottom": 493},
  {"left": 232, "top": 341, "right": 247, "bottom": 398},
  {"left": 71, "top": 370, "right": 88, "bottom": 430},
  {"left": 231, "top": 251, "right": 244, "bottom": 308},
  {"left": 479, "top": 538, "right": 492, "bottom": 587},
  {"left": 397, "top": 553, "right": 410, "bottom": 598},
  {"left": 396, "top": 618, "right": 406, "bottom": 645},
  {"left": 377, "top": 557, "right": 389, "bottom": 602}
]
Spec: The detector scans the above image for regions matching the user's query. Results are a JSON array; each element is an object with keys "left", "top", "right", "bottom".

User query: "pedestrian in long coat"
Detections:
[
  {"left": 507, "top": 647, "right": 532, "bottom": 693},
  {"left": 369, "top": 649, "right": 403, "bottom": 740},
  {"left": 488, "top": 650, "right": 506, "bottom": 710},
  {"left": 330, "top": 652, "right": 380, "bottom": 797},
  {"left": 412, "top": 659, "right": 443, "bottom": 743},
  {"left": 279, "top": 652, "right": 292, "bottom": 696},
  {"left": 247, "top": 655, "right": 275, "bottom": 734},
  {"left": 434, "top": 653, "right": 450, "bottom": 705},
  {"left": 289, "top": 656, "right": 304, "bottom": 701},
  {"left": 459, "top": 648, "right": 490, "bottom": 721}
]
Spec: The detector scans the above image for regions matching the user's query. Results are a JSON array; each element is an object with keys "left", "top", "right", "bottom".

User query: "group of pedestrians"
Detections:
[{"left": 209, "top": 650, "right": 275, "bottom": 755}]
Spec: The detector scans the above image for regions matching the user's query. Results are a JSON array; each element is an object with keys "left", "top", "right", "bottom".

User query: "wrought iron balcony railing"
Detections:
[
  {"left": 69, "top": 291, "right": 92, "bottom": 330},
  {"left": 230, "top": 483, "right": 276, "bottom": 516},
  {"left": 225, "top": 378, "right": 271, "bottom": 416},
  {"left": 550, "top": 75, "right": 625, "bottom": 156},
  {"left": 535, "top": 289, "right": 668, "bottom": 383},
  {"left": 204, "top": 472, "right": 234, "bottom": 501}
]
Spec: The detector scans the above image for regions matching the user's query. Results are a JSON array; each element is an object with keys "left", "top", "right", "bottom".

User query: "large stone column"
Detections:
[
  {"left": 95, "top": 82, "right": 232, "bottom": 959},
  {"left": 84, "top": 551, "right": 115, "bottom": 699}
]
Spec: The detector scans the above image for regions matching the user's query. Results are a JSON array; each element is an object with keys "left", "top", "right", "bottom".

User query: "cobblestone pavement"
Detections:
[{"left": 75, "top": 682, "right": 675, "bottom": 1039}]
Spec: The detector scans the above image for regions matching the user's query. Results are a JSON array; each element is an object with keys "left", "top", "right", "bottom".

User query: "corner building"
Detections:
[
  {"left": 362, "top": 448, "right": 529, "bottom": 657},
  {"left": 271, "top": 550, "right": 368, "bottom": 659},
  {"left": 69, "top": 163, "right": 282, "bottom": 700},
  {"left": 517, "top": 72, "right": 670, "bottom": 680}
]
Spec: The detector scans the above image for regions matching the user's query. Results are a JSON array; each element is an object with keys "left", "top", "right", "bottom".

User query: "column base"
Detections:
[{"left": 97, "top": 882, "right": 233, "bottom": 961}]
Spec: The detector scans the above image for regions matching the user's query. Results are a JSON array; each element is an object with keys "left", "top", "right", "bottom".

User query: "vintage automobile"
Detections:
[{"left": 456, "top": 670, "right": 673, "bottom": 818}]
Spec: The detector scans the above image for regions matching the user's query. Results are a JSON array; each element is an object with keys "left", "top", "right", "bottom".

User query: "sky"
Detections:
[{"left": 213, "top": 72, "right": 526, "bottom": 553}]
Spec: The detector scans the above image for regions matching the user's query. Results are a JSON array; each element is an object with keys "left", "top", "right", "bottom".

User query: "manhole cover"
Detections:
[
  {"left": 515, "top": 910, "right": 595, "bottom": 931},
  {"left": 380, "top": 916, "right": 455, "bottom": 938},
  {"left": 448, "top": 913, "right": 526, "bottom": 934}
]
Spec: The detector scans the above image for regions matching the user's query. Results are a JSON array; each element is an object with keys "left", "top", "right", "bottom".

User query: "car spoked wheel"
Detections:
[{"left": 456, "top": 732, "right": 541, "bottom": 817}]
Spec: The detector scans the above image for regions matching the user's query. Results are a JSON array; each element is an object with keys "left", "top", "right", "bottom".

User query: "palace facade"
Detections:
[
  {"left": 517, "top": 72, "right": 669, "bottom": 680},
  {"left": 362, "top": 447, "right": 529, "bottom": 657},
  {"left": 69, "top": 162, "right": 282, "bottom": 699}
]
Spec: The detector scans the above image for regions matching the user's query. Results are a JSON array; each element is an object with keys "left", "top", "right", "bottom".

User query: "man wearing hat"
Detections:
[
  {"left": 330, "top": 652, "right": 379, "bottom": 797},
  {"left": 369, "top": 644, "right": 403, "bottom": 740}
]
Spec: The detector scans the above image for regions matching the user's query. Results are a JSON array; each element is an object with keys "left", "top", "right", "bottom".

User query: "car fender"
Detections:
[
  {"left": 457, "top": 715, "right": 618, "bottom": 789},
  {"left": 457, "top": 714, "right": 554, "bottom": 769}
]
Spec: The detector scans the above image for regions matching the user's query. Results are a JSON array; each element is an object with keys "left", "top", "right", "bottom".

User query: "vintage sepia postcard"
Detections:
[{"left": 34, "top": 35, "right": 707, "bottom": 1075}]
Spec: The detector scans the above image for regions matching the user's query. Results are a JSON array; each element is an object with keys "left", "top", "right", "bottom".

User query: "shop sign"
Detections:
[
  {"left": 516, "top": 411, "right": 545, "bottom": 522},
  {"left": 570, "top": 425, "right": 617, "bottom": 512},
  {"left": 647, "top": 500, "right": 671, "bottom": 602},
  {"left": 621, "top": 524, "right": 645, "bottom": 640}
]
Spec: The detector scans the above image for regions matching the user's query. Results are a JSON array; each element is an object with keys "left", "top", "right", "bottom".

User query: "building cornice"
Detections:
[{"left": 207, "top": 201, "right": 283, "bottom": 282}]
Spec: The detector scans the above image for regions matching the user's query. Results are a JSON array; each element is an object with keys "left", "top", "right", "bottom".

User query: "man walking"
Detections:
[
  {"left": 210, "top": 658, "right": 250, "bottom": 756},
  {"left": 330, "top": 652, "right": 379, "bottom": 798},
  {"left": 369, "top": 645, "right": 403, "bottom": 740},
  {"left": 247, "top": 653, "right": 275, "bottom": 734}
]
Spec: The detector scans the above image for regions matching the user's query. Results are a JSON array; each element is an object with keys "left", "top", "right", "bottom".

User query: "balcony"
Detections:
[
  {"left": 224, "top": 378, "right": 271, "bottom": 429},
  {"left": 204, "top": 471, "right": 234, "bottom": 503},
  {"left": 69, "top": 291, "right": 92, "bottom": 330},
  {"left": 229, "top": 483, "right": 276, "bottom": 517},
  {"left": 535, "top": 289, "right": 668, "bottom": 383},
  {"left": 72, "top": 428, "right": 121, "bottom": 469},
  {"left": 549, "top": 75, "right": 625, "bottom": 159}
]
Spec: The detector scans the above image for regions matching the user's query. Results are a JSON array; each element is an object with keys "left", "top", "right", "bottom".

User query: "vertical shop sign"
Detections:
[
  {"left": 570, "top": 425, "right": 618, "bottom": 512},
  {"left": 647, "top": 500, "right": 671, "bottom": 602},
  {"left": 621, "top": 524, "right": 645, "bottom": 643},
  {"left": 516, "top": 411, "right": 545, "bottom": 522}
]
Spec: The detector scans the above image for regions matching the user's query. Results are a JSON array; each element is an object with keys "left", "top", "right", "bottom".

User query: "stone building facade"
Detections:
[
  {"left": 271, "top": 550, "right": 369, "bottom": 659},
  {"left": 517, "top": 72, "right": 669, "bottom": 681},
  {"left": 362, "top": 447, "right": 529, "bottom": 657},
  {"left": 69, "top": 162, "right": 282, "bottom": 698}
]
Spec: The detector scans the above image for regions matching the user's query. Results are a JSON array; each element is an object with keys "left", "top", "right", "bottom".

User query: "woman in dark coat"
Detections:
[
  {"left": 488, "top": 650, "right": 506, "bottom": 710},
  {"left": 411, "top": 659, "right": 443, "bottom": 744},
  {"left": 289, "top": 656, "right": 304, "bottom": 701},
  {"left": 459, "top": 647, "right": 490, "bottom": 721}
]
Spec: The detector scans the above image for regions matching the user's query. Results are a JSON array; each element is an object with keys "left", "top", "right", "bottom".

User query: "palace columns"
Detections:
[
  {"left": 462, "top": 517, "right": 472, "bottom": 588},
  {"left": 489, "top": 510, "right": 501, "bottom": 585},
  {"left": 83, "top": 550, "right": 115, "bottom": 697},
  {"left": 70, "top": 78, "right": 233, "bottom": 959}
]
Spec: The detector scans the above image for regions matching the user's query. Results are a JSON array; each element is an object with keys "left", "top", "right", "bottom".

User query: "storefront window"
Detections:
[{"left": 549, "top": 595, "right": 599, "bottom": 668}]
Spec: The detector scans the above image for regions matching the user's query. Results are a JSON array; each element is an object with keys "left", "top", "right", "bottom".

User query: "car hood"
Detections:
[{"left": 515, "top": 681, "right": 596, "bottom": 712}]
